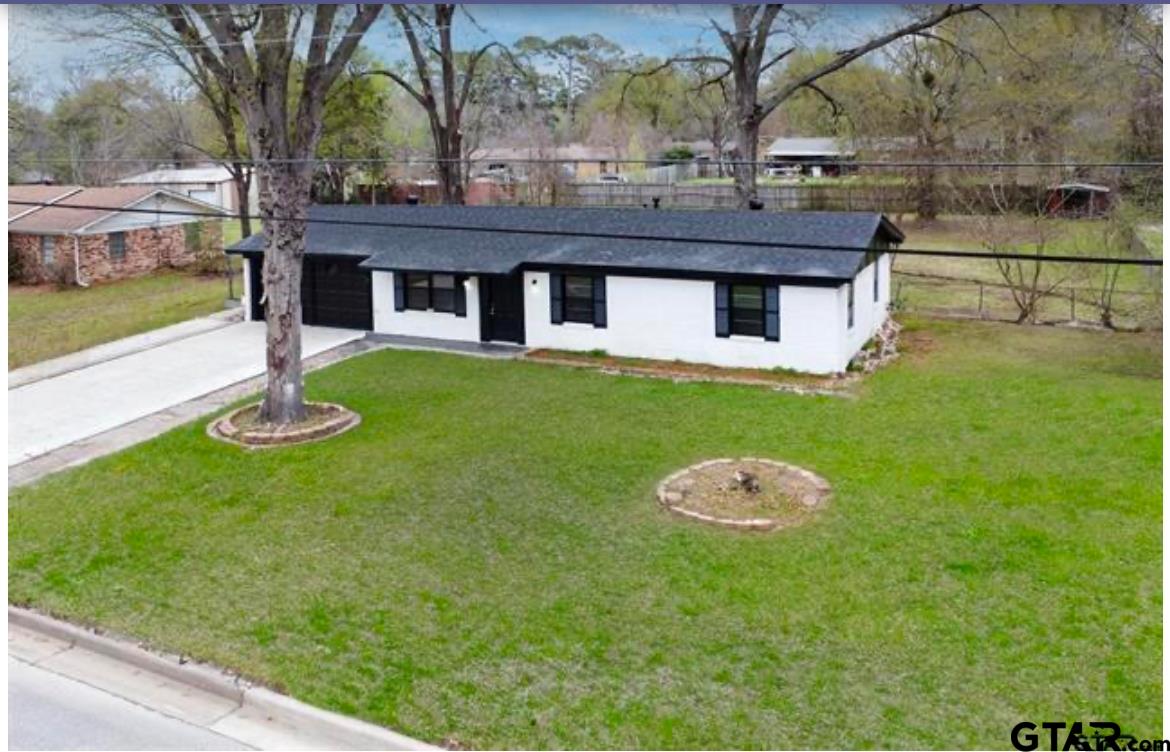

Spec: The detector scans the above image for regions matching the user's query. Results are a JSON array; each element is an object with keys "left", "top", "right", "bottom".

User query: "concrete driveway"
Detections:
[{"left": 9, "top": 323, "right": 363, "bottom": 466}]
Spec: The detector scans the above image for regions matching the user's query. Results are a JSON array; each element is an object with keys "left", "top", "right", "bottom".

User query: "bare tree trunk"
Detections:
[
  {"left": 712, "top": 116, "right": 727, "bottom": 179},
  {"left": 257, "top": 165, "right": 310, "bottom": 423},
  {"left": 231, "top": 163, "right": 253, "bottom": 238},
  {"left": 733, "top": 112, "right": 760, "bottom": 207}
]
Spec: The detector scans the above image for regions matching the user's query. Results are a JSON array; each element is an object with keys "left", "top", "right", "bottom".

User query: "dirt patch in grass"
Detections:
[
  {"left": 897, "top": 326, "right": 938, "bottom": 360},
  {"left": 526, "top": 349, "right": 852, "bottom": 394},
  {"left": 657, "top": 458, "right": 831, "bottom": 531},
  {"left": 209, "top": 401, "right": 360, "bottom": 447}
]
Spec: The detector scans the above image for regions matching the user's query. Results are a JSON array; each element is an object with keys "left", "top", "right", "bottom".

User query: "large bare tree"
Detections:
[
  {"left": 637, "top": 4, "right": 983, "bottom": 207},
  {"left": 163, "top": 4, "right": 382, "bottom": 423},
  {"left": 67, "top": 6, "right": 262, "bottom": 237},
  {"left": 372, "top": 5, "right": 504, "bottom": 204}
]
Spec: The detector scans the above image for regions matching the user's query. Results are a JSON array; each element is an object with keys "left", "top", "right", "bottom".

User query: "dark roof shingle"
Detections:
[{"left": 229, "top": 205, "right": 903, "bottom": 280}]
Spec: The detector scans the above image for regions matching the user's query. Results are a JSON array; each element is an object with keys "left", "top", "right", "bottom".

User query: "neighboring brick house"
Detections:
[{"left": 8, "top": 185, "right": 224, "bottom": 285}]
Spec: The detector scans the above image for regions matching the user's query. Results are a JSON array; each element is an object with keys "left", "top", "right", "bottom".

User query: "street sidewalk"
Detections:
[{"left": 9, "top": 607, "right": 434, "bottom": 751}]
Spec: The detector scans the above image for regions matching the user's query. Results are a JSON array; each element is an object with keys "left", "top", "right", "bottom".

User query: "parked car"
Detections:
[
  {"left": 597, "top": 173, "right": 628, "bottom": 184},
  {"left": 478, "top": 163, "right": 515, "bottom": 183}
]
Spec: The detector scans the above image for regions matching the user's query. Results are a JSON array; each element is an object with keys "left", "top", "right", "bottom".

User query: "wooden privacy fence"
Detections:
[
  {"left": 556, "top": 178, "right": 1162, "bottom": 215},
  {"left": 559, "top": 181, "right": 1056, "bottom": 214}
]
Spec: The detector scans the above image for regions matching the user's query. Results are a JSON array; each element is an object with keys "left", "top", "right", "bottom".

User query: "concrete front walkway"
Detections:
[{"left": 8, "top": 322, "right": 363, "bottom": 466}]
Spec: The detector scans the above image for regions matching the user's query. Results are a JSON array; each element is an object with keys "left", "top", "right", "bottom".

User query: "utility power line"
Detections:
[
  {"left": 8, "top": 156, "right": 1165, "bottom": 168},
  {"left": 6, "top": 199, "right": 1162, "bottom": 268}
]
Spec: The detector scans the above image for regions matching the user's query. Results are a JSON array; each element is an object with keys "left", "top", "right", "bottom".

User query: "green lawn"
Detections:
[
  {"left": 8, "top": 318, "right": 1162, "bottom": 748},
  {"left": 8, "top": 271, "right": 240, "bottom": 369},
  {"left": 222, "top": 218, "right": 244, "bottom": 247}
]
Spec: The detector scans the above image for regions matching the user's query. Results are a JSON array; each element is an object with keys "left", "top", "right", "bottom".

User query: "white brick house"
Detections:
[{"left": 232, "top": 205, "right": 901, "bottom": 374}]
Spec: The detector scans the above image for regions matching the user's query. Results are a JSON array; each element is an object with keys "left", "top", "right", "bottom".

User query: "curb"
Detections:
[
  {"left": 9, "top": 606, "right": 437, "bottom": 751},
  {"left": 9, "top": 606, "right": 245, "bottom": 702},
  {"left": 244, "top": 687, "right": 432, "bottom": 750}
]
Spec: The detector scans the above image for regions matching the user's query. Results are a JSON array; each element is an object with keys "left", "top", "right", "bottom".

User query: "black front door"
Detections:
[
  {"left": 481, "top": 273, "right": 525, "bottom": 344},
  {"left": 248, "top": 255, "right": 264, "bottom": 321}
]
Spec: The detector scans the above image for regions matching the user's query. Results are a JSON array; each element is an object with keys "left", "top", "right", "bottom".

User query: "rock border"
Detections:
[
  {"left": 655, "top": 457, "right": 831, "bottom": 532},
  {"left": 526, "top": 353, "right": 855, "bottom": 398},
  {"left": 848, "top": 316, "right": 902, "bottom": 374},
  {"left": 207, "top": 401, "right": 361, "bottom": 448}
]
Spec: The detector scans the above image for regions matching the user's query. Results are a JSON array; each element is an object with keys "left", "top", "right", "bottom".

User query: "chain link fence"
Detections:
[{"left": 893, "top": 272, "right": 1163, "bottom": 331}]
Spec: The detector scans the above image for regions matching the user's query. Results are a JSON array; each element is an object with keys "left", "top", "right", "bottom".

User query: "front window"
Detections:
[
  {"left": 431, "top": 274, "right": 456, "bottom": 313},
  {"left": 110, "top": 232, "right": 126, "bottom": 262},
  {"left": 847, "top": 282, "right": 855, "bottom": 328},
  {"left": 730, "top": 284, "right": 765, "bottom": 337},
  {"left": 873, "top": 259, "right": 880, "bottom": 302},
  {"left": 404, "top": 272, "right": 460, "bottom": 313},
  {"left": 563, "top": 275, "right": 595, "bottom": 324},
  {"left": 405, "top": 272, "right": 430, "bottom": 310},
  {"left": 40, "top": 236, "right": 53, "bottom": 265}
]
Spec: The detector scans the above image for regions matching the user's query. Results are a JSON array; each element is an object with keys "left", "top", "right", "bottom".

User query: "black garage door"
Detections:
[{"left": 248, "top": 256, "right": 372, "bottom": 330}]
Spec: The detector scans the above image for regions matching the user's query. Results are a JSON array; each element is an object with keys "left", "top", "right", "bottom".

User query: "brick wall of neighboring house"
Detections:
[
  {"left": 8, "top": 221, "right": 222, "bottom": 285},
  {"left": 8, "top": 233, "right": 70, "bottom": 285}
]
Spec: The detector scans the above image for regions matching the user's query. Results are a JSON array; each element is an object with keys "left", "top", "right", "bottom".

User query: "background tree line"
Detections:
[
  {"left": 9, "top": 3, "right": 1162, "bottom": 211},
  {"left": 5, "top": 2, "right": 1161, "bottom": 425}
]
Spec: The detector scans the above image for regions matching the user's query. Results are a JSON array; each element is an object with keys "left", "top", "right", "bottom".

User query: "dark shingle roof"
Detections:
[{"left": 229, "top": 205, "right": 903, "bottom": 280}]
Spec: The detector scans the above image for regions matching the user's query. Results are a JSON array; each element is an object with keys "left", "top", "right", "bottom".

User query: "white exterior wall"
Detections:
[
  {"left": 835, "top": 255, "right": 891, "bottom": 365},
  {"left": 522, "top": 272, "right": 849, "bottom": 374},
  {"left": 83, "top": 195, "right": 221, "bottom": 234},
  {"left": 242, "top": 258, "right": 253, "bottom": 321},
  {"left": 371, "top": 271, "right": 482, "bottom": 342}
]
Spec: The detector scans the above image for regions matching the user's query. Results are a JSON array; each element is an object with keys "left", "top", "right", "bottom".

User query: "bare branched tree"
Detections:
[
  {"left": 681, "top": 61, "right": 735, "bottom": 178},
  {"left": 1081, "top": 201, "right": 1150, "bottom": 329},
  {"left": 978, "top": 186, "right": 1067, "bottom": 324},
  {"left": 371, "top": 5, "right": 511, "bottom": 205},
  {"left": 626, "top": 4, "right": 982, "bottom": 208},
  {"left": 161, "top": 4, "right": 382, "bottom": 423},
  {"left": 69, "top": 6, "right": 265, "bottom": 237}
]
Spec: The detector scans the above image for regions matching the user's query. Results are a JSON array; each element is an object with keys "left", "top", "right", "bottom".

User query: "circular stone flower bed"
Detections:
[
  {"left": 208, "top": 401, "right": 360, "bottom": 448},
  {"left": 656, "top": 458, "right": 831, "bottom": 531}
]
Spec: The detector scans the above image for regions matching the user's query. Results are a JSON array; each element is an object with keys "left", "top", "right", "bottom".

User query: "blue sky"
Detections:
[{"left": 10, "top": 4, "right": 897, "bottom": 102}]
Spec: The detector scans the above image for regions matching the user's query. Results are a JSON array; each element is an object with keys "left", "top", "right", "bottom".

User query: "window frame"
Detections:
[
  {"left": 561, "top": 274, "right": 596, "bottom": 325},
  {"left": 404, "top": 272, "right": 432, "bottom": 311},
  {"left": 109, "top": 232, "right": 127, "bottom": 262},
  {"left": 729, "top": 283, "right": 766, "bottom": 338},
  {"left": 873, "top": 257, "right": 880, "bottom": 302},
  {"left": 430, "top": 273, "right": 457, "bottom": 313},
  {"left": 402, "top": 271, "right": 463, "bottom": 315},
  {"left": 847, "top": 281, "right": 855, "bottom": 329},
  {"left": 40, "top": 235, "right": 54, "bottom": 266}
]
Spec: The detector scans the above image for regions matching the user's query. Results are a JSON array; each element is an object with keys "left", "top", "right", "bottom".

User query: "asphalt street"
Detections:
[{"left": 8, "top": 656, "right": 250, "bottom": 751}]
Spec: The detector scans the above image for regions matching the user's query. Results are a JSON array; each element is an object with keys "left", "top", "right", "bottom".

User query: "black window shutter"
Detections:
[
  {"left": 454, "top": 275, "right": 467, "bottom": 317},
  {"left": 714, "top": 282, "right": 730, "bottom": 338},
  {"left": 393, "top": 272, "right": 405, "bottom": 311},
  {"left": 764, "top": 286, "right": 780, "bottom": 342},
  {"left": 550, "top": 272, "right": 564, "bottom": 324},
  {"left": 592, "top": 275, "right": 607, "bottom": 328}
]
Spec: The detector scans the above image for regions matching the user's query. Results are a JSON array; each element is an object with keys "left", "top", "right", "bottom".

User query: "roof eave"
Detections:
[{"left": 876, "top": 215, "right": 905, "bottom": 244}]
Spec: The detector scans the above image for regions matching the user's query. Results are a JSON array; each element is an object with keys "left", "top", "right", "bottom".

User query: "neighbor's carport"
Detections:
[{"left": 248, "top": 255, "right": 373, "bottom": 330}]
